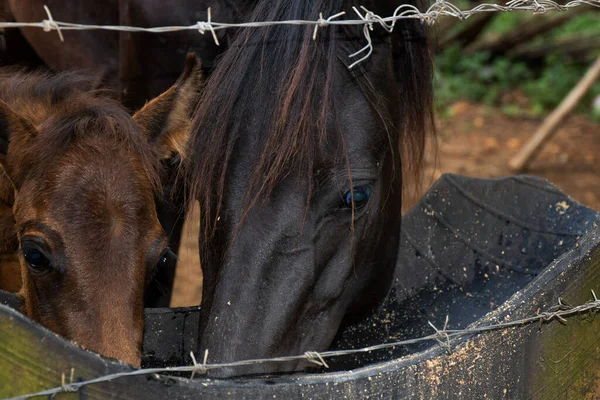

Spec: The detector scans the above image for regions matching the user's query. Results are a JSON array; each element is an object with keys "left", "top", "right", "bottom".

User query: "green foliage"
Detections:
[
  {"left": 552, "top": 13, "right": 600, "bottom": 38},
  {"left": 522, "top": 54, "right": 592, "bottom": 114},
  {"left": 483, "top": 11, "right": 600, "bottom": 38},
  {"left": 434, "top": 12, "right": 600, "bottom": 121},
  {"left": 485, "top": 13, "right": 529, "bottom": 35},
  {"left": 434, "top": 46, "right": 532, "bottom": 112}
]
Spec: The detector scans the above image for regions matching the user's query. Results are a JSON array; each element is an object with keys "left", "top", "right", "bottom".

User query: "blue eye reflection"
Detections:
[
  {"left": 156, "top": 249, "right": 174, "bottom": 270},
  {"left": 343, "top": 186, "right": 371, "bottom": 209}
]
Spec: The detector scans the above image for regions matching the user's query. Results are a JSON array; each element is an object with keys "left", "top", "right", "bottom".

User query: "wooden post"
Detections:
[{"left": 509, "top": 56, "right": 600, "bottom": 173}]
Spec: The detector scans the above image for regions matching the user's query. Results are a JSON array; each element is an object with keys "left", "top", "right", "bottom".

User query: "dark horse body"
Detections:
[{"left": 186, "top": 0, "right": 432, "bottom": 375}]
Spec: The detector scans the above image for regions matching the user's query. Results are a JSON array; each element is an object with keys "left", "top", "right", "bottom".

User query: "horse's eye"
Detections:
[
  {"left": 155, "top": 249, "right": 175, "bottom": 271},
  {"left": 343, "top": 186, "right": 371, "bottom": 209},
  {"left": 157, "top": 252, "right": 169, "bottom": 269},
  {"left": 22, "top": 246, "right": 52, "bottom": 274},
  {"left": 146, "top": 249, "right": 172, "bottom": 286}
]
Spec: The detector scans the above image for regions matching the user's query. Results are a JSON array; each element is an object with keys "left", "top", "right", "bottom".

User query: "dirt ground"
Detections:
[
  {"left": 425, "top": 102, "right": 599, "bottom": 211},
  {"left": 170, "top": 103, "right": 600, "bottom": 307}
]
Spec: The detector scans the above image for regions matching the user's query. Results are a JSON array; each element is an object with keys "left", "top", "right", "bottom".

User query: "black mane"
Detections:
[{"left": 185, "top": 0, "right": 433, "bottom": 254}]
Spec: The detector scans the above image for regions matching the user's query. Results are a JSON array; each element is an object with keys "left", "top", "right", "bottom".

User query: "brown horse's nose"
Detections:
[
  {"left": 113, "top": 347, "right": 142, "bottom": 368},
  {"left": 82, "top": 311, "right": 144, "bottom": 367}
]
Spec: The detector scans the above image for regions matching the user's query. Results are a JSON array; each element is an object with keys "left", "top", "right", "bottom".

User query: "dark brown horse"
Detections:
[
  {"left": 186, "top": 0, "right": 433, "bottom": 376},
  {"left": 2, "top": 0, "right": 257, "bottom": 306},
  {"left": 0, "top": 55, "right": 201, "bottom": 366}
]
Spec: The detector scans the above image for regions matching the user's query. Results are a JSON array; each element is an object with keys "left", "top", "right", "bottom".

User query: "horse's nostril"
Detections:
[
  {"left": 275, "top": 235, "right": 312, "bottom": 256},
  {"left": 276, "top": 246, "right": 312, "bottom": 256},
  {"left": 120, "top": 349, "right": 142, "bottom": 368}
]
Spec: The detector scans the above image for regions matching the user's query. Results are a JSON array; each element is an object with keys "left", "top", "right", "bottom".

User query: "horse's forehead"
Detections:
[
  {"left": 315, "top": 96, "right": 387, "bottom": 170},
  {"left": 68, "top": 139, "right": 150, "bottom": 181},
  {"left": 61, "top": 156, "right": 153, "bottom": 213},
  {"left": 18, "top": 144, "right": 155, "bottom": 227},
  {"left": 15, "top": 163, "right": 160, "bottom": 271}
]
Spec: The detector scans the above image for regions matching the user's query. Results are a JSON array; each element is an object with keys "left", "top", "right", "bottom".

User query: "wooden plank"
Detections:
[{"left": 0, "top": 291, "right": 202, "bottom": 370}]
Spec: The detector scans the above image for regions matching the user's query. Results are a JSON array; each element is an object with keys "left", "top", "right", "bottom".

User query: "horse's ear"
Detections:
[{"left": 133, "top": 53, "right": 202, "bottom": 159}]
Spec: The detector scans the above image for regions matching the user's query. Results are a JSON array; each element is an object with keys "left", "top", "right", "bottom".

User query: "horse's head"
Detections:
[
  {"left": 0, "top": 55, "right": 201, "bottom": 366},
  {"left": 187, "top": 0, "right": 433, "bottom": 375}
]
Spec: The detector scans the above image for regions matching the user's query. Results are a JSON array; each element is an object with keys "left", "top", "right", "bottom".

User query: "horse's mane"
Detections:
[
  {"left": 0, "top": 68, "right": 162, "bottom": 190},
  {"left": 186, "top": 0, "right": 433, "bottom": 255}
]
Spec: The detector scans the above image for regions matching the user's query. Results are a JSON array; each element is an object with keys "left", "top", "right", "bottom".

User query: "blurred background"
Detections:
[{"left": 427, "top": 6, "right": 599, "bottom": 210}]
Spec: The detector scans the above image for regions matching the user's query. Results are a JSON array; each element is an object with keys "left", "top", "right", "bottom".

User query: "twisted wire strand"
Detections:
[{"left": 0, "top": 0, "right": 598, "bottom": 68}]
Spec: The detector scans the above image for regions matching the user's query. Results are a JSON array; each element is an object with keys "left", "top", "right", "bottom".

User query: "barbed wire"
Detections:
[
  {"left": 7, "top": 290, "right": 600, "bottom": 400},
  {"left": 2, "top": 3, "right": 600, "bottom": 398},
  {"left": 0, "top": 0, "right": 599, "bottom": 68}
]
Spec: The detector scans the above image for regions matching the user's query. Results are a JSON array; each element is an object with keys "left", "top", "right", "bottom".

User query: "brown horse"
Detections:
[
  {"left": 0, "top": 54, "right": 201, "bottom": 366},
  {"left": 2, "top": 0, "right": 256, "bottom": 306}
]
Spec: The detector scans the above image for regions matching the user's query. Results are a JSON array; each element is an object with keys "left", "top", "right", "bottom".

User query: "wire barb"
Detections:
[
  {"left": 60, "top": 368, "right": 77, "bottom": 393},
  {"left": 196, "top": 7, "right": 220, "bottom": 46},
  {"left": 312, "top": 11, "right": 346, "bottom": 41},
  {"left": 189, "top": 349, "right": 209, "bottom": 379},
  {"left": 348, "top": 6, "right": 378, "bottom": 69},
  {"left": 42, "top": 5, "right": 64, "bottom": 42},
  {"left": 304, "top": 351, "right": 329, "bottom": 368},
  {"left": 428, "top": 315, "right": 452, "bottom": 354}
]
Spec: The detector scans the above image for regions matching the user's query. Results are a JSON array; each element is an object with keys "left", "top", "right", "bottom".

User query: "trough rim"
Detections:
[{"left": 1, "top": 224, "right": 597, "bottom": 392}]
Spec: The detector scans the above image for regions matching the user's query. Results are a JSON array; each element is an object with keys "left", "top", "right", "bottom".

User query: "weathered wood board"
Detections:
[{"left": 1, "top": 224, "right": 599, "bottom": 399}]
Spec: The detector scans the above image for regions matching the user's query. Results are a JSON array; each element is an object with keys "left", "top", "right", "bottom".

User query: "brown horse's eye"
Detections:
[
  {"left": 146, "top": 249, "right": 174, "bottom": 286},
  {"left": 22, "top": 246, "right": 52, "bottom": 274},
  {"left": 156, "top": 249, "right": 175, "bottom": 271},
  {"left": 157, "top": 253, "right": 168, "bottom": 269}
]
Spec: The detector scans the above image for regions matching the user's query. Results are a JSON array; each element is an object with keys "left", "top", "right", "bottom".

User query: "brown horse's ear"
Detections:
[{"left": 133, "top": 53, "right": 202, "bottom": 159}]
